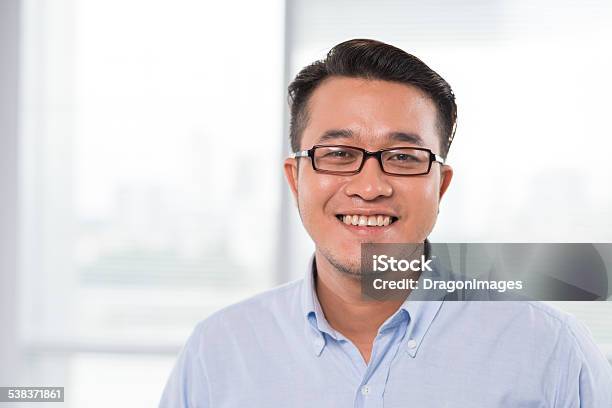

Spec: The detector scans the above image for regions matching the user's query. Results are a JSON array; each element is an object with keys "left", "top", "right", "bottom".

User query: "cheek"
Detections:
[
  {"left": 398, "top": 177, "right": 441, "bottom": 223},
  {"left": 420, "top": 177, "right": 441, "bottom": 205},
  {"left": 297, "top": 172, "right": 339, "bottom": 226}
]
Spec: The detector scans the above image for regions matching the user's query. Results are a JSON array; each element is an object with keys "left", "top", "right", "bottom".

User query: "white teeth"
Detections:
[{"left": 340, "top": 214, "right": 394, "bottom": 227}]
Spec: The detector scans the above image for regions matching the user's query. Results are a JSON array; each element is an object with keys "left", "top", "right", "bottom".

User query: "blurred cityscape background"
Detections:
[{"left": 1, "top": 0, "right": 611, "bottom": 407}]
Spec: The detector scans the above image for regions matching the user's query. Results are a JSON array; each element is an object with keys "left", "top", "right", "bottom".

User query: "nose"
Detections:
[{"left": 344, "top": 156, "right": 393, "bottom": 200}]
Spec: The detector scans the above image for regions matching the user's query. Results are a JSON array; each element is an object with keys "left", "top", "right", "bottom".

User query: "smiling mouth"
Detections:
[{"left": 335, "top": 214, "right": 399, "bottom": 227}]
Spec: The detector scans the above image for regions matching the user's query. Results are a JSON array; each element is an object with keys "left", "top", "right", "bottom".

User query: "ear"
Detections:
[
  {"left": 284, "top": 157, "right": 299, "bottom": 204},
  {"left": 438, "top": 164, "right": 453, "bottom": 201}
]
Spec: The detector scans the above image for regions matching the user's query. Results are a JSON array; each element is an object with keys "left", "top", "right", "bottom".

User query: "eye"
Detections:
[
  {"left": 330, "top": 150, "right": 350, "bottom": 158},
  {"left": 389, "top": 153, "right": 418, "bottom": 162},
  {"left": 319, "top": 148, "right": 358, "bottom": 161}
]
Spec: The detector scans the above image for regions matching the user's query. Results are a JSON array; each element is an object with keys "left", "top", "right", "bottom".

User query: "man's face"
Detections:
[{"left": 284, "top": 77, "right": 453, "bottom": 275}]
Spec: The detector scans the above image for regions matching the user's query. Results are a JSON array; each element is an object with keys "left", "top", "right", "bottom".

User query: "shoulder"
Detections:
[
  {"left": 460, "top": 300, "right": 573, "bottom": 327},
  {"left": 439, "top": 300, "right": 592, "bottom": 353},
  {"left": 443, "top": 300, "right": 573, "bottom": 330},
  {"left": 518, "top": 300, "right": 575, "bottom": 329},
  {"left": 206, "top": 278, "right": 303, "bottom": 323},
  {"left": 495, "top": 301, "right": 603, "bottom": 351},
  {"left": 191, "top": 278, "right": 304, "bottom": 342},
  {"left": 525, "top": 302, "right": 612, "bottom": 403},
  {"left": 449, "top": 301, "right": 610, "bottom": 366}
]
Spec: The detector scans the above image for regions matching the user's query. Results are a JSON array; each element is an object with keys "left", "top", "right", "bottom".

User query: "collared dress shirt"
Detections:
[{"left": 160, "top": 258, "right": 612, "bottom": 407}]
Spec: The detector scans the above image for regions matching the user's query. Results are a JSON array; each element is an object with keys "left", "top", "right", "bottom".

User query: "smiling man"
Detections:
[{"left": 160, "top": 39, "right": 612, "bottom": 407}]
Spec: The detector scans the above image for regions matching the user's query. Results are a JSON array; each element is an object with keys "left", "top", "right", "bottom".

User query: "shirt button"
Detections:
[
  {"left": 361, "top": 385, "right": 371, "bottom": 396},
  {"left": 407, "top": 339, "right": 417, "bottom": 349}
]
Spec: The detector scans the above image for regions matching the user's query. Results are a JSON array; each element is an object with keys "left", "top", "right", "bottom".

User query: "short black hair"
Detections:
[{"left": 288, "top": 39, "right": 457, "bottom": 158}]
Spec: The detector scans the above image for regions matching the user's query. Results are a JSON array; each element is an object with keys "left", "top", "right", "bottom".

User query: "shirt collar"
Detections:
[
  {"left": 302, "top": 256, "right": 337, "bottom": 356},
  {"left": 301, "top": 250, "right": 445, "bottom": 357}
]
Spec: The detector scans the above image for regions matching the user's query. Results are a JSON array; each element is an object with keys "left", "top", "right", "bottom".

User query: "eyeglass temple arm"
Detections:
[
  {"left": 291, "top": 150, "right": 310, "bottom": 158},
  {"left": 433, "top": 153, "right": 445, "bottom": 164}
]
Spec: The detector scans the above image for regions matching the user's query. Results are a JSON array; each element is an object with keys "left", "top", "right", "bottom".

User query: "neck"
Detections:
[{"left": 313, "top": 250, "right": 408, "bottom": 345}]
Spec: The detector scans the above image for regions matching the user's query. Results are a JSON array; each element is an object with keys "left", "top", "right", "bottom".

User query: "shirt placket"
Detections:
[{"left": 346, "top": 318, "right": 409, "bottom": 408}]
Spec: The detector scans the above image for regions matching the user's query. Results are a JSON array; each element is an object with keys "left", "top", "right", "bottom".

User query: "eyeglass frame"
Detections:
[{"left": 290, "top": 144, "right": 446, "bottom": 176}]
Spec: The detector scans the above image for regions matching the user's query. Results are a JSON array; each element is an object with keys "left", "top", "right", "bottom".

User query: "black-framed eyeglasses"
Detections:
[{"left": 291, "top": 145, "right": 445, "bottom": 176}]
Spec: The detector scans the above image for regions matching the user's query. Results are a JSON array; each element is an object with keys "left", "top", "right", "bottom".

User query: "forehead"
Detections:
[{"left": 302, "top": 77, "right": 440, "bottom": 151}]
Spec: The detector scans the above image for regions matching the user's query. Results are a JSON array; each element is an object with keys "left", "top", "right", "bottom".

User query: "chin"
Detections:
[{"left": 319, "top": 246, "right": 363, "bottom": 277}]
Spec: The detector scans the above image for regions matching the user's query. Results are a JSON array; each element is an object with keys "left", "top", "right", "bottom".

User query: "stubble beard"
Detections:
[{"left": 318, "top": 243, "right": 378, "bottom": 280}]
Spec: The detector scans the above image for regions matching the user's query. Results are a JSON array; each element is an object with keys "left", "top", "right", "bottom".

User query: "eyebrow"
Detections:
[
  {"left": 388, "top": 131, "right": 425, "bottom": 146},
  {"left": 316, "top": 129, "right": 425, "bottom": 146},
  {"left": 317, "top": 129, "right": 355, "bottom": 143}
]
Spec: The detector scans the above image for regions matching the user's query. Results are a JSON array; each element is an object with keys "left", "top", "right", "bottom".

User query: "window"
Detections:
[
  {"left": 16, "top": 1, "right": 612, "bottom": 404},
  {"left": 20, "top": 0, "right": 285, "bottom": 404}
]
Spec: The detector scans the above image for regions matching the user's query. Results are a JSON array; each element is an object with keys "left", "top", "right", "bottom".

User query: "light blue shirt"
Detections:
[{"left": 160, "top": 258, "right": 612, "bottom": 407}]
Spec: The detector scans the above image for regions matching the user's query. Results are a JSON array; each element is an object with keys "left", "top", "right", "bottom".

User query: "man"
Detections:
[{"left": 160, "top": 39, "right": 612, "bottom": 407}]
